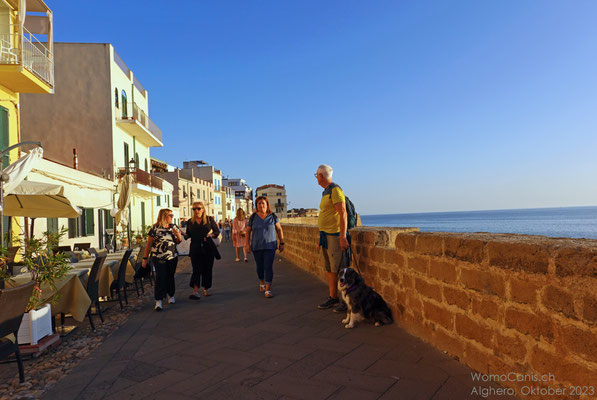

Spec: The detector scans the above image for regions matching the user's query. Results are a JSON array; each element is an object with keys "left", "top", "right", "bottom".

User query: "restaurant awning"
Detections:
[{"left": 3, "top": 180, "right": 81, "bottom": 218}]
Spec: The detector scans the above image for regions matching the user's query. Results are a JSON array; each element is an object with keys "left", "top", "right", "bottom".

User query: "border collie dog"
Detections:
[{"left": 338, "top": 267, "right": 393, "bottom": 329}]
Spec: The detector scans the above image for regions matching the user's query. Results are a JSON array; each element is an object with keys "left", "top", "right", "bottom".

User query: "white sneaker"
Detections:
[
  {"left": 168, "top": 296, "right": 175, "bottom": 304},
  {"left": 154, "top": 300, "right": 163, "bottom": 311}
]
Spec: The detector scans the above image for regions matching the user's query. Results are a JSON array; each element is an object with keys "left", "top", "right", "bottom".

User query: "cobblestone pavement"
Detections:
[{"left": 37, "top": 243, "right": 517, "bottom": 400}]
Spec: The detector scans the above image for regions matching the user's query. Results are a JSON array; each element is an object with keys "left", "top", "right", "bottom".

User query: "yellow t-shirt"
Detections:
[{"left": 318, "top": 184, "right": 346, "bottom": 234}]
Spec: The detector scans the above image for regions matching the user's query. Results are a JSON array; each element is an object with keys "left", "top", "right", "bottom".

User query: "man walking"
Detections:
[{"left": 315, "top": 164, "right": 349, "bottom": 312}]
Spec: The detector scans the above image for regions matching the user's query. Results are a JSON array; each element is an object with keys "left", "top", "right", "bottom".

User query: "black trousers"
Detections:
[
  {"left": 190, "top": 249, "right": 215, "bottom": 289},
  {"left": 153, "top": 257, "right": 178, "bottom": 300}
]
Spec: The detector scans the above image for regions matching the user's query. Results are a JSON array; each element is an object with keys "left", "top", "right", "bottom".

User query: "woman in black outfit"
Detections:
[{"left": 186, "top": 201, "right": 220, "bottom": 299}]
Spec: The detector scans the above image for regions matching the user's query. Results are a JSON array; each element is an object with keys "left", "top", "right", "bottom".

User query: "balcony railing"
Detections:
[
  {"left": 0, "top": 24, "right": 54, "bottom": 87},
  {"left": 117, "top": 168, "right": 163, "bottom": 191},
  {"left": 116, "top": 102, "right": 163, "bottom": 143}
]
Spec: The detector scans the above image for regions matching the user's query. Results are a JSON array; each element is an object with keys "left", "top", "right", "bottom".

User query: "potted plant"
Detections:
[{"left": 17, "top": 228, "right": 71, "bottom": 345}]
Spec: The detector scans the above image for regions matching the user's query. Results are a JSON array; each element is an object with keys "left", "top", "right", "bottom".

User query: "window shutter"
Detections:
[{"left": 85, "top": 208, "right": 95, "bottom": 236}]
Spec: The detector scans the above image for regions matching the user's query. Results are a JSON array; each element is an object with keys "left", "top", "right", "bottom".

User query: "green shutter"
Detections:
[
  {"left": 0, "top": 106, "right": 9, "bottom": 168},
  {"left": 47, "top": 218, "right": 59, "bottom": 234},
  {"left": 157, "top": 196, "right": 161, "bottom": 206},
  {"left": 68, "top": 218, "right": 77, "bottom": 238},
  {"left": 85, "top": 208, "right": 94, "bottom": 236},
  {"left": 141, "top": 202, "right": 145, "bottom": 227},
  {"left": 104, "top": 209, "right": 114, "bottom": 229}
]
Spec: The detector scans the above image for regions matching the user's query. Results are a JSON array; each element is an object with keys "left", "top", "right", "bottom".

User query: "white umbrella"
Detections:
[
  {"left": 1, "top": 147, "right": 43, "bottom": 193},
  {"left": 3, "top": 180, "right": 81, "bottom": 218},
  {"left": 112, "top": 174, "right": 132, "bottom": 229}
]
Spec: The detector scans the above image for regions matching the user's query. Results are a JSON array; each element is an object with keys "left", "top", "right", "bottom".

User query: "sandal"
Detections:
[
  {"left": 235, "top": 258, "right": 240, "bottom": 262},
  {"left": 259, "top": 284, "right": 266, "bottom": 292},
  {"left": 264, "top": 290, "right": 273, "bottom": 298},
  {"left": 203, "top": 288, "right": 211, "bottom": 296}
]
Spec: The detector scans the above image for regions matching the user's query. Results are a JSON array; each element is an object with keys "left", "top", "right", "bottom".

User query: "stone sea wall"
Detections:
[{"left": 280, "top": 224, "right": 597, "bottom": 399}]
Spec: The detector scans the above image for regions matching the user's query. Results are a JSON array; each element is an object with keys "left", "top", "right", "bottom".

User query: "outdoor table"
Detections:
[
  {"left": 7, "top": 269, "right": 91, "bottom": 322},
  {"left": 70, "top": 251, "right": 137, "bottom": 298}
]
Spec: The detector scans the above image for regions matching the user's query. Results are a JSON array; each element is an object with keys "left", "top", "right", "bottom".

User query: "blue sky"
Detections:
[{"left": 50, "top": 1, "right": 597, "bottom": 214}]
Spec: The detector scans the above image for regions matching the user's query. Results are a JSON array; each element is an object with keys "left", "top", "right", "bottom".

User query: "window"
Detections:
[
  {"left": 203, "top": 190, "right": 206, "bottom": 200},
  {"left": 157, "top": 195, "right": 161, "bottom": 206},
  {"left": 0, "top": 106, "right": 9, "bottom": 169},
  {"left": 144, "top": 159, "right": 148, "bottom": 172},
  {"left": 68, "top": 208, "right": 94, "bottom": 238},
  {"left": 197, "top": 189, "right": 200, "bottom": 200},
  {"left": 121, "top": 90, "right": 128, "bottom": 117},
  {"left": 135, "top": 153, "right": 139, "bottom": 169},
  {"left": 124, "top": 142, "right": 129, "bottom": 169},
  {"left": 166, "top": 195, "right": 170, "bottom": 207},
  {"left": 115, "top": 88, "right": 119, "bottom": 108},
  {"left": 47, "top": 218, "right": 59, "bottom": 234}
]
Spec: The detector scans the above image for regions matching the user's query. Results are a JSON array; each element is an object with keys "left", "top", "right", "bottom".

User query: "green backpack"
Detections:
[{"left": 325, "top": 183, "right": 357, "bottom": 229}]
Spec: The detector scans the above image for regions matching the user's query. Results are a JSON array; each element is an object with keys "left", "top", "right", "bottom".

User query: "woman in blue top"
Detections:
[{"left": 244, "top": 196, "right": 284, "bottom": 298}]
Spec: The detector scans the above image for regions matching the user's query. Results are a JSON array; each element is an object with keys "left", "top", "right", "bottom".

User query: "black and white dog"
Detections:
[{"left": 338, "top": 267, "right": 393, "bottom": 329}]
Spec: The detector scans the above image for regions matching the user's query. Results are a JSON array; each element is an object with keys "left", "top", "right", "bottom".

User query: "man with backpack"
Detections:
[{"left": 315, "top": 164, "right": 350, "bottom": 312}]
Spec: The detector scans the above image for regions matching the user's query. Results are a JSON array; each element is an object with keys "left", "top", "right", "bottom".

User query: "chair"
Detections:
[
  {"left": 110, "top": 249, "right": 133, "bottom": 310},
  {"left": 0, "top": 39, "right": 18, "bottom": 64},
  {"left": 0, "top": 281, "right": 36, "bottom": 383},
  {"left": 88, "top": 248, "right": 99, "bottom": 257},
  {"left": 130, "top": 251, "right": 145, "bottom": 296},
  {"left": 85, "top": 255, "right": 106, "bottom": 331}
]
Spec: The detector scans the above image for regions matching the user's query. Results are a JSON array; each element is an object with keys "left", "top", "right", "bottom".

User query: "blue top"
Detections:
[{"left": 248, "top": 213, "right": 279, "bottom": 251}]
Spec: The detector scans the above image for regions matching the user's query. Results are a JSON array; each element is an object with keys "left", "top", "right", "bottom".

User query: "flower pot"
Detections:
[{"left": 18, "top": 303, "right": 53, "bottom": 345}]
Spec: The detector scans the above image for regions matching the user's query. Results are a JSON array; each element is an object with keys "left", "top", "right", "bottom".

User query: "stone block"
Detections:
[
  {"left": 505, "top": 307, "right": 554, "bottom": 342},
  {"left": 495, "top": 332, "right": 527, "bottom": 362},
  {"left": 415, "top": 278, "right": 442, "bottom": 302},
  {"left": 401, "top": 273, "right": 415, "bottom": 289},
  {"left": 415, "top": 234, "right": 444, "bottom": 257},
  {"left": 383, "top": 248, "right": 400, "bottom": 266},
  {"left": 541, "top": 285, "right": 576, "bottom": 319},
  {"left": 423, "top": 300, "right": 453, "bottom": 330},
  {"left": 508, "top": 276, "right": 540, "bottom": 306},
  {"left": 395, "top": 234, "right": 416, "bottom": 253},
  {"left": 444, "top": 237, "right": 486, "bottom": 264},
  {"left": 459, "top": 268, "right": 505, "bottom": 298},
  {"left": 558, "top": 324, "right": 597, "bottom": 361},
  {"left": 408, "top": 256, "right": 429, "bottom": 275},
  {"left": 554, "top": 247, "right": 597, "bottom": 277},
  {"left": 443, "top": 286, "right": 470, "bottom": 310},
  {"left": 582, "top": 295, "right": 597, "bottom": 324},
  {"left": 471, "top": 296, "right": 500, "bottom": 321},
  {"left": 432, "top": 327, "right": 465, "bottom": 358},
  {"left": 487, "top": 241, "right": 549, "bottom": 274},
  {"left": 462, "top": 342, "right": 489, "bottom": 374},
  {"left": 455, "top": 313, "right": 494, "bottom": 350},
  {"left": 429, "top": 259, "right": 458, "bottom": 284},
  {"left": 530, "top": 346, "right": 597, "bottom": 388}
]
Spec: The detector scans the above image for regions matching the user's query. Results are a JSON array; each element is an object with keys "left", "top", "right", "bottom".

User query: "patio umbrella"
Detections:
[
  {"left": 112, "top": 174, "right": 132, "bottom": 230},
  {"left": 1, "top": 147, "right": 43, "bottom": 194},
  {"left": 3, "top": 180, "right": 81, "bottom": 218}
]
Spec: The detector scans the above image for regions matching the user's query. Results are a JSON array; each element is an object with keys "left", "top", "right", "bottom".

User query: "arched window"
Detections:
[
  {"left": 121, "top": 90, "right": 128, "bottom": 117},
  {"left": 114, "top": 88, "right": 119, "bottom": 108}
]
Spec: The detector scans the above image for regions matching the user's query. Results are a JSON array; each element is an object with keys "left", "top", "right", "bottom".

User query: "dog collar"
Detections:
[{"left": 345, "top": 284, "right": 358, "bottom": 294}]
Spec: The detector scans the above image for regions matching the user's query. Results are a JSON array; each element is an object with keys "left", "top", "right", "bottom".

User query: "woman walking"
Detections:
[
  {"left": 245, "top": 196, "right": 284, "bottom": 298},
  {"left": 232, "top": 209, "right": 248, "bottom": 262},
  {"left": 142, "top": 208, "right": 183, "bottom": 311},
  {"left": 186, "top": 201, "right": 220, "bottom": 299}
]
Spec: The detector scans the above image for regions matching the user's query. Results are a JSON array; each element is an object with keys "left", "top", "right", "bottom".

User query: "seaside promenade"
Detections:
[{"left": 39, "top": 243, "right": 515, "bottom": 400}]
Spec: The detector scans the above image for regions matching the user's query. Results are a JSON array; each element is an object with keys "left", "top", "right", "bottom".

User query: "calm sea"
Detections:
[{"left": 361, "top": 206, "right": 597, "bottom": 240}]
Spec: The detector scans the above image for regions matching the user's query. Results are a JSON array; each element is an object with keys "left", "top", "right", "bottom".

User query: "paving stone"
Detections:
[
  {"left": 279, "top": 349, "right": 345, "bottom": 379},
  {"left": 334, "top": 343, "right": 389, "bottom": 371},
  {"left": 256, "top": 374, "right": 340, "bottom": 400},
  {"left": 313, "top": 364, "right": 399, "bottom": 393}
]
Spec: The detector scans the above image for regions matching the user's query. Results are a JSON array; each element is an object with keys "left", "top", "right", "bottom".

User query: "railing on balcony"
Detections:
[
  {"left": 116, "top": 101, "right": 163, "bottom": 143},
  {"left": 117, "top": 168, "right": 163, "bottom": 191},
  {"left": 0, "top": 24, "right": 54, "bottom": 87}
]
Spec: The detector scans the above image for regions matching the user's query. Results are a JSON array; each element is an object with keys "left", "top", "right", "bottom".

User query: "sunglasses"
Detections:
[
  {"left": 192, "top": 207, "right": 203, "bottom": 211},
  {"left": 167, "top": 214, "right": 174, "bottom": 217}
]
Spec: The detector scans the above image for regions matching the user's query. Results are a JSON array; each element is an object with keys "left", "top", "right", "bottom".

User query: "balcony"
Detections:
[
  {"left": 115, "top": 102, "right": 163, "bottom": 147},
  {"left": 117, "top": 168, "right": 164, "bottom": 197},
  {"left": 0, "top": 24, "right": 54, "bottom": 93}
]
